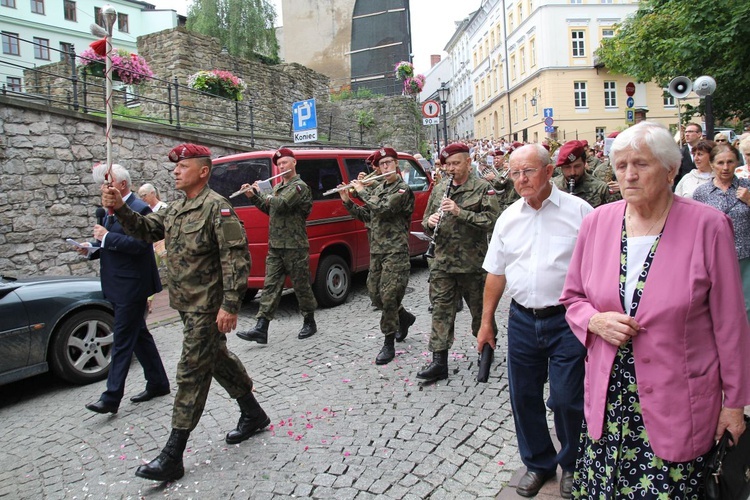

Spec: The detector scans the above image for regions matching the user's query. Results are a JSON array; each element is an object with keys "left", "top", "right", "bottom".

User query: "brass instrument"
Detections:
[
  {"left": 323, "top": 172, "right": 392, "bottom": 196},
  {"left": 230, "top": 171, "right": 287, "bottom": 198},
  {"left": 425, "top": 174, "right": 455, "bottom": 259}
]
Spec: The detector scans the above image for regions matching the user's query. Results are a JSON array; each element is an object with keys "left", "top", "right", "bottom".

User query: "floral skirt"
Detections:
[{"left": 572, "top": 342, "right": 706, "bottom": 499}]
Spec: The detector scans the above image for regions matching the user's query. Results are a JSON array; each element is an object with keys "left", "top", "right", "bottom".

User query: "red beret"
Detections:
[
  {"left": 371, "top": 147, "right": 398, "bottom": 166},
  {"left": 581, "top": 140, "right": 589, "bottom": 149},
  {"left": 508, "top": 141, "right": 525, "bottom": 154},
  {"left": 272, "top": 148, "right": 295, "bottom": 166},
  {"left": 607, "top": 131, "right": 620, "bottom": 138},
  {"left": 168, "top": 143, "right": 211, "bottom": 162},
  {"left": 439, "top": 143, "right": 470, "bottom": 161},
  {"left": 556, "top": 140, "right": 586, "bottom": 166},
  {"left": 365, "top": 153, "right": 376, "bottom": 166},
  {"left": 541, "top": 143, "right": 551, "bottom": 151}
]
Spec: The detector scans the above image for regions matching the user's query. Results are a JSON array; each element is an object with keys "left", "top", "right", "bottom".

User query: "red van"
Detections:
[{"left": 209, "top": 148, "right": 433, "bottom": 307}]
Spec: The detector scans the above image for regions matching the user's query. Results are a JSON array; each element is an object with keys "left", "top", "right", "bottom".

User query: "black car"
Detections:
[{"left": 0, "top": 275, "right": 114, "bottom": 386}]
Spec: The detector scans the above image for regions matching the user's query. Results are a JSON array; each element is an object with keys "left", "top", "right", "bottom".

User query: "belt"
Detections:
[{"left": 511, "top": 299, "right": 566, "bottom": 319}]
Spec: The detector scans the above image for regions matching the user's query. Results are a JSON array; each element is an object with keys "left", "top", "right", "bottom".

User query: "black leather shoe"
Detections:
[
  {"left": 298, "top": 314, "right": 317, "bottom": 339},
  {"left": 85, "top": 399, "right": 118, "bottom": 414},
  {"left": 516, "top": 470, "right": 555, "bottom": 497},
  {"left": 237, "top": 318, "right": 269, "bottom": 344},
  {"left": 135, "top": 451, "right": 185, "bottom": 482},
  {"left": 130, "top": 388, "right": 170, "bottom": 403},
  {"left": 559, "top": 470, "right": 574, "bottom": 498},
  {"left": 396, "top": 309, "right": 415, "bottom": 342},
  {"left": 375, "top": 334, "right": 396, "bottom": 365},
  {"left": 226, "top": 392, "right": 271, "bottom": 444}
]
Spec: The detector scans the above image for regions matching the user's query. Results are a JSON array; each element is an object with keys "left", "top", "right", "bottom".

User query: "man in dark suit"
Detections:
[
  {"left": 676, "top": 123, "right": 703, "bottom": 186},
  {"left": 80, "top": 163, "right": 170, "bottom": 414}
]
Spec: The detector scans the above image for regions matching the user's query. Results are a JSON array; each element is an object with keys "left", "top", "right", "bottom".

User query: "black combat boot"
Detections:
[
  {"left": 396, "top": 308, "right": 416, "bottom": 342},
  {"left": 237, "top": 317, "right": 270, "bottom": 344},
  {"left": 298, "top": 314, "right": 317, "bottom": 339},
  {"left": 135, "top": 428, "right": 189, "bottom": 481},
  {"left": 375, "top": 334, "right": 396, "bottom": 365},
  {"left": 225, "top": 391, "right": 271, "bottom": 444},
  {"left": 416, "top": 351, "right": 449, "bottom": 382}
]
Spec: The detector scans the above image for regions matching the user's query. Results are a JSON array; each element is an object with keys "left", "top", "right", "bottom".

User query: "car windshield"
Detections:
[{"left": 210, "top": 159, "right": 272, "bottom": 207}]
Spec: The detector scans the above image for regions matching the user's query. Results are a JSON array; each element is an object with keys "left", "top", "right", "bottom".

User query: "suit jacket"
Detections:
[
  {"left": 560, "top": 197, "right": 750, "bottom": 462},
  {"left": 676, "top": 144, "right": 695, "bottom": 186},
  {"left": 91, "top": 194, "right": 162, "bottom": 303}
]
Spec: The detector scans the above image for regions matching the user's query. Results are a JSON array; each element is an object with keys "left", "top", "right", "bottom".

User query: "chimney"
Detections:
[{"left": 430, "top": 54, "right": 441, "bottom": 67}]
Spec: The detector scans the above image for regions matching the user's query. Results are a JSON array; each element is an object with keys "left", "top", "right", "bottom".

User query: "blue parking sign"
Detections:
[{"left": 292, "top": 99, "right": 317, "bottom": 131}]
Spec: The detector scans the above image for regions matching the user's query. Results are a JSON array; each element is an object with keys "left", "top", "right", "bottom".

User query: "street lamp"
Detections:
[
  {"left": 693, "top": 75, "right": 717, "bottom": 139},
  {"left": 437, "top": 82, "right": 450, "bottom": 148}
]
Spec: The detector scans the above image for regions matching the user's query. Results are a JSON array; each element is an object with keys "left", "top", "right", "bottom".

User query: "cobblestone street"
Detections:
[{"left": 0, "top": 259, "right": 569, "bottom": 499}]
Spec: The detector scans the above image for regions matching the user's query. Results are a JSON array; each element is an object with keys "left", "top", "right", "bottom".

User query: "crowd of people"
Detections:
[{"left": 81, "top": 122, "right": 750, "bottom": 497}]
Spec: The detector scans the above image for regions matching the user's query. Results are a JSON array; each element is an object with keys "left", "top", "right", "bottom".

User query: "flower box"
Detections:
[{"left": 188, "top": 70, "right": 248, "bottom": 101}]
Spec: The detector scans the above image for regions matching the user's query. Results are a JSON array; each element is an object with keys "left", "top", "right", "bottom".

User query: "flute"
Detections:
[
  {"left": 323, "top": 172, "right": 392, "bottom": 196},
  {"left": 229, "top": 171, "right": 287, "bottom": 198}
]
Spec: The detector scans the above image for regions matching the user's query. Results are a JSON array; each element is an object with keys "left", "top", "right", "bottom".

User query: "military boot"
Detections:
[
  {"left": 226, "top": 392, "right": 271, "bottom": 444},
  {"left": 416, "top": 351, "right": 449, "bottom": 382},
  {"left": 237, "top": 318, "right": 270, "bottom": 344},
  {"left": 396, "top": 308, "right": 416, "bottom": 342},
  {"left": 375, "top": 334, "right": 396, "bottom": 365},
  {"left": 298, "top": 314, "right": 317, "bottom": 339},
  {"left": 135, "top": 428, "right": 189, "bottom": 481}
]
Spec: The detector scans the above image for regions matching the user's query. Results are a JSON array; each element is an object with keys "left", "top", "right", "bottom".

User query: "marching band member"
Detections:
[
  {"left": 338, "top": 148, "right": 416, "bottom": 365},
  {"left": 417, "top": 143, "right": 500, "bottom": 382}
]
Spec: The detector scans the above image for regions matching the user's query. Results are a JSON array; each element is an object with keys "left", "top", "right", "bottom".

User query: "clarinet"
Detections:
[
  {"left": 568, "top": 177, "right": 575, "bottom": 194},
  {"left": 425, "top": 175, "right": 455, "bottom": 259}
]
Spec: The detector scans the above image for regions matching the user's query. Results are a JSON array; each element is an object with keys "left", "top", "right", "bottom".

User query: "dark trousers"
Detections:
[
  {"left": 507, "top": 301, "right": 586, "bottom": 473},
  {"left": 100, "top": 299, "right": 169, "bottom": 405}
]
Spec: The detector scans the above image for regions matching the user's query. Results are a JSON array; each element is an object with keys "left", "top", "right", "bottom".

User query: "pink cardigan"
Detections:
[{"left": 560, "top": 196, "right": 750, "bottom": 462}]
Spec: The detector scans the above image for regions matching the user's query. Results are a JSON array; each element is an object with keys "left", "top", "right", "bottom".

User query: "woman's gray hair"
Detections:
[
  {"left": 610, "top": 121, "right": 682, "bottom": 173},
  {"left": 92, "top": 163, "right": 131, "bottom": 188}
]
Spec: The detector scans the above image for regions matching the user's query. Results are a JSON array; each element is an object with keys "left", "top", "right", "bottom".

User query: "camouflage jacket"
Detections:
[
  {"left": 249, "top": 174, "right": 312, "bottom": 249},
  {"left": 592, "top": 158, "right": 614, "bottom": 183},
  {"left": 344, "top": 177, "right": 414, "bottom": 255},
  {"left": 552, "top": 171, "right": 614, "bottom": 208},
  {"left": 115, "top": 185, "right": 250, "bottom": 314},
  {"left": 422, "top": 176, "right": 500, "bottom": 273},
  {"left": 490, "top": 176, "right": 520, "bottom": 213}
]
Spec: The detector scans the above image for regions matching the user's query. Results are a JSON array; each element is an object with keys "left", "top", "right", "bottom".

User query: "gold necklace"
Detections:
[{"left": 627, "top": 198, "right": 672, "bottom": 237}]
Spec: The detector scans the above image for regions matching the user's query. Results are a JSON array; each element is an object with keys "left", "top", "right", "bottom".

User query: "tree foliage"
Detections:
[
  {"left": 187, "top": 0, "right": 279, "bottom": 64},
  {"left": 596, "top": 0, "right": 750, "bottom": 123}
]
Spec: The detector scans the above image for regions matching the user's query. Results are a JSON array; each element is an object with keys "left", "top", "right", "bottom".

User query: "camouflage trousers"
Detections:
[
  {"left": 172, "top": 311, "right": 253, "bottom": 431},
  {"left": 367, "top": 252, "right": 410, "bottom": 334},
  {"left": 428, "top": 269, "right": 497, "bottom": 352},
  {"left": 258, "top": 247, "right": 317, "bottom": 319}
]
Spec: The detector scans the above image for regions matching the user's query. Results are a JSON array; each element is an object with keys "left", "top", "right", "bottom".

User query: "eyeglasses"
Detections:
[
  {"left": 716, "top": 139, "right": 728, "bottom": 143},
  {"left": 379, "top": 159, "right": 396, "bottom": 167},
  {"left": 685, "top": 129, "right": 701, "bottom": 134},
  {"left": 509, "top": 168, "right": 540, "bottom": 180}
]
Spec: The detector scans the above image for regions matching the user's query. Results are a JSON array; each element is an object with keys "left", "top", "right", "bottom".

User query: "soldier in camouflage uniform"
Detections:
[
  {"left": 339, "top": 147, "right": 416, "bottom": 365},
  {"left": 236, "top": 148, "right": 318, "bottom": 344},
  {"left": 552, "top": 140, "right": 617, "bottom": 208},
  {"left": 417, "top": 143, "right": 500, "bottom": 382},
  {"left": 101, "top": 143, "right": 270, "bottom": 483}
]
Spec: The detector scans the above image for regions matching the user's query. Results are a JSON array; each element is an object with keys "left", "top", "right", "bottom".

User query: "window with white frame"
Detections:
[
  {"left": 513, "top": 99, "right": 519, "bottom": 123},
  {"left": 602, "top": 28, "right": 615, "bottom": 38},
  {"left": 570, "top": 0, "right": 582, "bottom": 4},
  {"left": 523, "top": 94, "right": 528, "bottom": 120},
  {"left": 33, "top": 37, "right": 49, "bottom": 60},
  {"left": 520, "top": 47, "right": 526, "bottom": 74},
  {"left": 530, "top": 38, "right": 536, "bottom": 67},
  {"left": 574, "top": 81, "right": 587, "bottom": 108},
  {"left": 596, "top": 127, "right": 606, "bottom": 140},
  {"left": 511, "top": 54, "right": 517, "bottom": 80},
  {"left": 571, "top": 30, "right": 585, "bottom": 57},
  {"left": 663, "top": 92, "right": 675, "bottom": 107},
  {"left": 604, "top": 81, "right": 617, "bottom": 107}
]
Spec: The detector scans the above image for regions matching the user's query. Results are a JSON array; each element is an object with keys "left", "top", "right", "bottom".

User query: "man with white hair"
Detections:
[{"left": 78, "top": 163, "right": 170, "bottom": 415}]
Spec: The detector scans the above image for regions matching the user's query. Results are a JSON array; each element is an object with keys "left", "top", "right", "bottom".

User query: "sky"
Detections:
[{"left": 148, "top": 0, "right": 480, "bottom": 74}]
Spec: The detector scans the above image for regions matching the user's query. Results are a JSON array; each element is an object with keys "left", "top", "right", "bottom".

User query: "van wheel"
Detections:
[{"left": 313, "top": 255, "right": 351, "bottom": 307}]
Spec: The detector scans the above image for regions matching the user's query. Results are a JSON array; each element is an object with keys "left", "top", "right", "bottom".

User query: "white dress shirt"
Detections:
[{"left": 483, "top": 184, "right": 593, "bottom": 308}]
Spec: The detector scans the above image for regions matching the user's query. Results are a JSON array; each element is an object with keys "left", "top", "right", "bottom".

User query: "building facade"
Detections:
[
  {"left": 281, "top": 0, "right": 412, "bottom": 96},
  {"left": 0, "top": 0, "right": 181, "bottom": 91},
  {"left": 444, "top": 13, "right": 474, "bottom": 141},
  {"left": 469, "top": 0, "right": 679, "bottom": 145}
]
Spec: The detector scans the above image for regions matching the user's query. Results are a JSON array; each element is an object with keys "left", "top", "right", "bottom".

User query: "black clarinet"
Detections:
[
  {"left": 568, "top": 177, "right": 575, "bottom": 194},
  {"left": 425, "top": 175, "right": 455, "bottom": 259}
]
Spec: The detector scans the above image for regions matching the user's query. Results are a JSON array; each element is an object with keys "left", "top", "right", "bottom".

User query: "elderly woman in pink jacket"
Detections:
[{"left": 560, "top": 121, "right": 750, "bottom": 498}]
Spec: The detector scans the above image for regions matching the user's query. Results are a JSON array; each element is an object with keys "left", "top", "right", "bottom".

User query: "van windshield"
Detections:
[{"left": 210, "top": 159, "right": 272, "bottom": 207}]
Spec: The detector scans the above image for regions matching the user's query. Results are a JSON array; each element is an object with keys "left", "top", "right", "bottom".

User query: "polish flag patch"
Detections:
[
  {"left": 220, "top": 208, "right": 231, "bottom": 216},
  {"left": 487, "top": 189, "right": 496, "bottom": 195},
  {"left": 398, "top": 189, "right": 406, "bottom": 194}
]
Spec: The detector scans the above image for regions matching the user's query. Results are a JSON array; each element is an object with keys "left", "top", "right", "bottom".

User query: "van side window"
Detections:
[
  {"left": 296, "top": 159, "right": 344, "bottom": 201},
  {"left": 210, "top": 160, "right": 272, "bottom": 207},
  {"left": 400, "top": 160, "right": 429, "bottom": 192},
  {"left": 344, "top": 158, "right": 372, "bottom": 181}
]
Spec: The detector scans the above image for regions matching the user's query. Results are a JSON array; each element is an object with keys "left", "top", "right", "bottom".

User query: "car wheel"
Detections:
[
  {"left": 312, "top": 254, "right": 351, "bottom": 307},
  {"left": 49, "top": 310, "right": 114, "bottom": 385}
]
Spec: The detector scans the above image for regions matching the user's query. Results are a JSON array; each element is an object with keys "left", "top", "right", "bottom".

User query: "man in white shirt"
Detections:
[{"left": 477, "top": 144, "right": 592, "bottom": 498}]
